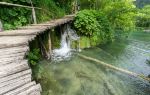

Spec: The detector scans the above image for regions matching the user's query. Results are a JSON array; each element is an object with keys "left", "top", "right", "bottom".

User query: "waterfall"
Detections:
[{"left": 51, "top": 25, "right": 80, "bottom": 62}]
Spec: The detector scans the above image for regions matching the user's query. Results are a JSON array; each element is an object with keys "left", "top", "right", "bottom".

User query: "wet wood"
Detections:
[{"left": 78, "top": 54, "right": 150, "bottom": 82}]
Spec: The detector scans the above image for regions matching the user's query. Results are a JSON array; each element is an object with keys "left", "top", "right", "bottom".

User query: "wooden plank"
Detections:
[
  {"left": 0, "top": 29, "right": 40, "bottom": 36},
  {"left": 29, "top": 91, "right": 41, "bottom": 95},
  {"left": 0, "top": 46, "right": 29, "bottom": 56},
  {"left": 0, "top": 77, "right": 31, "bottom": 95},
  {"left": 4, "top": 81, "right": 36, "bottom": 95},
  {"left": 0, "top": 69, "right": 31, "bottom": 84},
  {"left": 0, "top": 52, "right": 26, "bottom": 59},
  {"left": 17, "top": 84, "right": 41, "bottom": 95},
  {"left": 0, "top": 60, "right": 29, "bottom": 78},
  {"left": 0, "top": 36, "right": 35, "bottom": 49},
  {"left": 0, "top": 74, "right": 31, "bottom": 88},
  {"left": 0, "top": 57, "right": 24, "bottom": 66},
  {"left": 0, "top": 56, "right": 25, "bottom": 63},
  {"left": 0, "top": 59, "right": 27, "bottom": 68},
  {"left": 19, "top": 25, "right": 48, "bottom": 30}
]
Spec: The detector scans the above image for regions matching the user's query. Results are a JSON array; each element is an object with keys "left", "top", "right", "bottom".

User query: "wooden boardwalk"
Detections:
[{"left": 0, "top": 15, "right": 74, "bottom": 95}]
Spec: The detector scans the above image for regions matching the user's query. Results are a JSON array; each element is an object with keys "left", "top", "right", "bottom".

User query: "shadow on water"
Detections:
[{"left": 33, "top": 32, "right": 150, "bottom": 95}]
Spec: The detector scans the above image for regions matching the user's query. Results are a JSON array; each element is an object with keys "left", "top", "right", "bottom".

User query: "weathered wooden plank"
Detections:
[
  {"left": 0, "top": 57, "right": 24, "bottom": 66},
  {"left": 0, "top": 69, "right": 31, "bottom": 83},
  {"left": 19, "top": 25, "right": 48, "bottom": 31},
  {"left": 4, "top": 81, "right": 36, "bottom": 95},
  {"left": 20, "top": 15, "right": 74, "bottom": 31},
  {"left": 0, "top": 74, "right": 31, "bottom": 88},
  {"left": 0, "top": 45, "right": 29, "bottom": 55},
  {"left": 0, "top": 52, "right": 25, "bottom": 59},
  {"left": 29, "top": 91, "right": 41, "bottom": 95},
  {"left": 0, "top": 77, "right": 31, "bottom": 95},
  {"left": 0, "top": 55, "right": 24, "bottom": 63},
  {"left": 0, "top": 35, "right": 35, "bottom": 49},
  {"left": 0, "top": 60, "right": 29, "bottom": 78},
  {"left": 31, "top": 23, "right": 56, "bottom": 29},
  {"left": 17, "top": 84, "right": 41, "bottom": 95},
  {"left": 0, "top": 29, "right": 40, "bottom": 36}
]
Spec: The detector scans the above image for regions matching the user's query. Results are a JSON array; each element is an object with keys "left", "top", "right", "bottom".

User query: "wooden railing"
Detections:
[{"left": 0, "top": 1, "right": 42, "bottom": 24}]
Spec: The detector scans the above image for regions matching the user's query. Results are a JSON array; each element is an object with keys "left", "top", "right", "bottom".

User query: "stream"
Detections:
[{"left": 34, "top": 31, "right": 150, "bottom": 95}]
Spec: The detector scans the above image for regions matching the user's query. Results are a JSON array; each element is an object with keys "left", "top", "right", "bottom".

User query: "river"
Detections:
[{"left": 33, "top": 31, "right": 150, "bottom": 95}]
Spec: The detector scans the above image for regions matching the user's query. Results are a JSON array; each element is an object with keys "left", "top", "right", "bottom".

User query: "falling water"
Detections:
[{"left": 51, "top": 25, "right": 80, "bottom": 62}]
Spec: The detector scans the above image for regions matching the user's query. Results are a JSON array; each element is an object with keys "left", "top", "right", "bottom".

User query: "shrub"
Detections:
[
  {"left": 27, "top": 49, "right": 41, "bottom": 66},
  {"left": 136, "top": 5, "right": 150, "bottom": 27},
  {"left": 74, "top": 9, "right": 113, "bottom": 45}
]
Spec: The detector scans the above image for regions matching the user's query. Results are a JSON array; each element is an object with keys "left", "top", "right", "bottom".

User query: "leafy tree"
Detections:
[
  {"left": 74, "top": 10, "right": 113, "bottom": 45},
  {"left": 102, "top": 0, "right": 137, "bottom": 33},
  {"left": 136, "top": 5, "right": 150, "bottom": 27}
]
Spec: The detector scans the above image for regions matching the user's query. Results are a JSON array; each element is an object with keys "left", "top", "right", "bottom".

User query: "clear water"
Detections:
[{"left": 34, "top": 32, "right": 150, "bottom": 95}]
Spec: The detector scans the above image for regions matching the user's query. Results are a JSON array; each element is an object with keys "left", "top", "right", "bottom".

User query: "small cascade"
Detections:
[{"left": 51, "top": 25, "right": 80, "bottom": 62}]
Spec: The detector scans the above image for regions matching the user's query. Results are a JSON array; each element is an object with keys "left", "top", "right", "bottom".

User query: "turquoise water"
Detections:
[{"left": 33, "top": 32, "right": 150, "bottom": 95}]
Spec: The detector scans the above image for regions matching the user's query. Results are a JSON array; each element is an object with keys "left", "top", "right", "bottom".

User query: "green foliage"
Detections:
[
  {"left": 0, "top": 0, "right": 75, "bottom": 30},
  {"left": 74, "top": 10, "right": 114, "bottom": 45},
  {"left": 74, "top": 0, "right": 137, "bottom": 45},
  {"left": 36, "top": 0, "right": 65, "bottom": 22},
  {"left": 136, "top": 5, "right": 150, "bottom": 27},
  {"left": 102, "top": 1, "right": 137, "bottom": 33},
  {"left": 0, "top": 0, "right": 36, "bottom": 30},
  {"left": 74, "top": 10, "right": 99, "bottom": 36},
  {"left": 54, "top": 0, "right": 75, "bottom": 13},
  {"left": 79, "top": 0, "right": 113, "bottom": 10},
  {"left": 27, "top": 49, "right": 41, "bottom": 66},
  {"left": 79, "top": 0, "right": 96, "bottom": 9}
]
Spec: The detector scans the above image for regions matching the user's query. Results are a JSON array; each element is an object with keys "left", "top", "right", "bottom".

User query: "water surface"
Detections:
[{"left": 33, "top": 32, "right": 150, "bottom": 95}]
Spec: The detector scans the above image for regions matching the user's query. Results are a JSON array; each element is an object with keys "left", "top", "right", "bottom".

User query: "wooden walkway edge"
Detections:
[{"left": 0, "top": 15, "right": 75, "bottom": 95}]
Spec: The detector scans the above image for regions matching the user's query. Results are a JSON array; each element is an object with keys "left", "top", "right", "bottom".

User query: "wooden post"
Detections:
[
  {"left": 32, "top": 8, "right": 37, "bottom": 24},
  {"left": 0, "top": 20, "right": 3, "bottom": 32},
  {"left": 48, "top": 31, "right": 52, "bottom": 59},
  {"left": 29, "top": 0, "right": 37, "bottom": 24}
]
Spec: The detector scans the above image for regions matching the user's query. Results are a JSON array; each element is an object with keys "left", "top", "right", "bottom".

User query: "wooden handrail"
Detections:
[
  {"left": 0, "top": 1, "right": 43, "bottom": 24},
  {"left": 0, "top": 2, "right": 42, "bottom": 9}
]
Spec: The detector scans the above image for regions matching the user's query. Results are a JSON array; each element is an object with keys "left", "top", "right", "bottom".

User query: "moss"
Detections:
[{"left": 79, "top": 36, "right": 91, "bottom": 49}]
